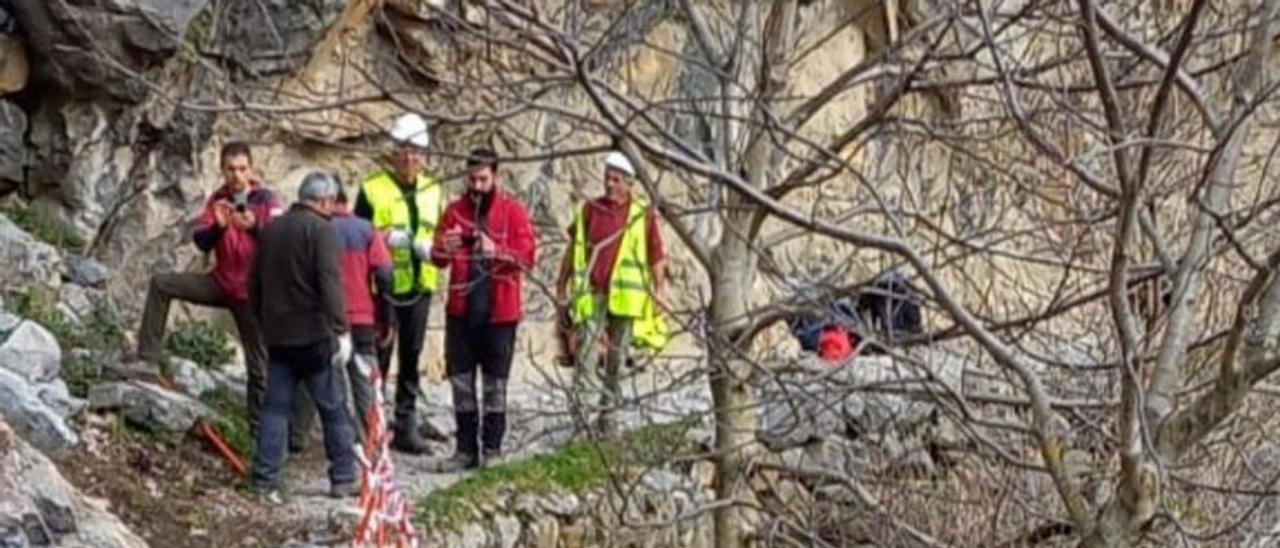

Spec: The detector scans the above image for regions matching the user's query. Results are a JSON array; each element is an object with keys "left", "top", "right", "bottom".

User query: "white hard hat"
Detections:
[
  {"left": 604, "top": 151, "right": 635, "bottom": 178},
  {"left": 388, "top": 113, "right": 430, "bottom": 149}
]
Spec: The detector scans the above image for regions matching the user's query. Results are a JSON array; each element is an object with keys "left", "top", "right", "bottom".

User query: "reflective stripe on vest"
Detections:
[
  {"left": 360, "top": 171, "right": 443, "bottom": 294},
  {"left": 570, "top": 201, "right": 650, "bottom": 323}
]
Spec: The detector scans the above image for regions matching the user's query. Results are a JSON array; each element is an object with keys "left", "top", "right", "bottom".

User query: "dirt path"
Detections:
[{"left": 57, "top": 333, "right": 707, "bottom": 547}]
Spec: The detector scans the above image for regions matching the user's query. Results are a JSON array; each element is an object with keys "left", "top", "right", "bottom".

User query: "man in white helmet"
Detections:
[
  {"left": 555, "top": 151, "right": 668, "bottom": 437},
  {"left": 351, "top": 112, "right": 447, "bottom": 454}
]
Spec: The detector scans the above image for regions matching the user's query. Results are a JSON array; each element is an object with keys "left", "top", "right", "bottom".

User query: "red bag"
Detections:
[{"left": 818, "top": 326, "right": 853, "bottom": 362}]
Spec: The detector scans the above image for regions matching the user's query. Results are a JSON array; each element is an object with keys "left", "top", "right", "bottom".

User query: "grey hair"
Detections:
[{"left": 297, "top": 171, "right": 339, "bottom": 203}]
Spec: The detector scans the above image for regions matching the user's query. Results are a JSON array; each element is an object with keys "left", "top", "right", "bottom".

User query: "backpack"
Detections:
[{"left": 861, "top": 270, "right": 923, "bottom": 342}]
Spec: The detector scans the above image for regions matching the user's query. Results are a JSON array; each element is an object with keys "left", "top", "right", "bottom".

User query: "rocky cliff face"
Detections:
[{"left": 0, "top": 417, "right": 147, "bottom": 548}]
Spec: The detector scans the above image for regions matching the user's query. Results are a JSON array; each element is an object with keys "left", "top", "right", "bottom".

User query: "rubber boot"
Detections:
[{"left": 390, "top": 418, "right": 433, "bottom": 455}]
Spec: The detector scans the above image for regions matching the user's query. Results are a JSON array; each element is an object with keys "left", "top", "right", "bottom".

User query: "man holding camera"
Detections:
[
  {"left": 352, "top": 113, "right": 447, "bottom": 454},
  {"left": 136, "top": 141, "right": 285, "bottom": 434},
  {"left": 428, "top": 148, "right": 536, "bottom": 472}
]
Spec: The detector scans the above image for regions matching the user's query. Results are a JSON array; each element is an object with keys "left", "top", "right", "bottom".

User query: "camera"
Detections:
[{"left": 235, "top": 203, "right": 247, "bottom": 213}]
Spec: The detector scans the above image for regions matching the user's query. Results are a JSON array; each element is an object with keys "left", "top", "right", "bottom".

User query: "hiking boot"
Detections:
[
  {"left": 329, "top": 481, "right": 359, "bottom": 499},
  {"left": 481, "top": 448, "right": 503, "bottom": 467},
  {"left": 251, "top": 486, "right": 285, "bottom": 506},
  {"left": 429, "top": 452, "right": 479, "bottom": 473},
  {"left": 420, "top": 418, "right": 449, "bottom": 442},
  {"left": 390, "top": 425, "right": 433, "bottom": 455}
]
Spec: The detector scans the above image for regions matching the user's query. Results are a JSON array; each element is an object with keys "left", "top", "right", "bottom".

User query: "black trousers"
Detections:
[
  {"left": 377, "top": 294, "right": 432, "bottom": 425},
  {"left": 445, "top": 318, "right": 516, "bottom": 456}
]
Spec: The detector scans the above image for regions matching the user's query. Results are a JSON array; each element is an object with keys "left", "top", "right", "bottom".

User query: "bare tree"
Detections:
[{"left": 29, "top": 0, "right": 1280, "bottom": 545}]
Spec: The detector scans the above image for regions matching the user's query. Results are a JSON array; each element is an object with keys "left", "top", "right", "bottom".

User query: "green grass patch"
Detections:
[
  {"left": 7, "top": 285, "right": 125, "bottom": 397},
  {"left": 2, "top": 202, "right": 84, "bottom": 249},
  {"left": 200, "top": 386, "right": 254, "bottom": 460},
  {"left": 417, "top": 421, "right": 694, "bottom": 529},
  {"left": 167, "top": 319, "right": 234, "bottom": 371}
]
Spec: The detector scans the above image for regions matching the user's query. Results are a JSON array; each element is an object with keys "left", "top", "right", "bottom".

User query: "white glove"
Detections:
[
  {"left": 353, "top": 352, "right": 375, "bottom": 378},
  {"left": 386, "top": 229, "right": 412, "bottom": 249},
  {"left": 413, "top": 240, "right": 432, "bottom": 260},
  {"left": 332, "top": 333, "right": 353, "bottom": 368}
]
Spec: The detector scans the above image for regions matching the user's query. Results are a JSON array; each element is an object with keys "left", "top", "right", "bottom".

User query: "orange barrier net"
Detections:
[{"left": 353, "top": 358, "right": 419, "bottom": 547}]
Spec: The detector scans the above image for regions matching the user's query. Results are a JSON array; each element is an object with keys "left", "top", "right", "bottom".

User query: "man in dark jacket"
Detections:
[
  {"left": 428, "top": 148, "right": 536, "bottom": 471},
  {"left": 249, "top": 172, "right": 356, "bottom": 499},
  {"left": 135, "top": 142, "right": 287, "bottom": 434}
]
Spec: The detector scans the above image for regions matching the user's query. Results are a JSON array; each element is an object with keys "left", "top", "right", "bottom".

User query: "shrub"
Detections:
[
  {"left": 200, "top": 387, "right": 254, "bottom": 459},
  {"left": 7, "top": 285, "right": 125, "bottom": 397},
  {"left": 2, "top": 203, "right": 85, "bottom": 250},
  {"left": 166, "top": 319, "right": 234, "bottom": 371}
]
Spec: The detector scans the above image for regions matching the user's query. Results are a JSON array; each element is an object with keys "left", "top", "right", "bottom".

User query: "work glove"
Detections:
[
  {"left": 413, "top": 240, "right": 432, "bottom": 261},
  {"left": 353, "top": 352, "right": 375, "bottom": 379},
  {"left": 332, "top": 332, "right": 353, "bottom": 369},
  {"left": 386, "top": 228, "right": 412, "bottom": 249}
]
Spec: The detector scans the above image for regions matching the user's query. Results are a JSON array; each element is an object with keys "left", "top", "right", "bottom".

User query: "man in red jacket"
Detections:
[
  {"left": 136, "top": 141, "right": 285, "bottom": 434},
  {"left": 428, "top": 148, "right": 536, "bottom": 472}
]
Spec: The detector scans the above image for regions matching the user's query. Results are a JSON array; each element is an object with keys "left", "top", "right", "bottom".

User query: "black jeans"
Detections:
[
  {"left": 445, "top": 318, "right": 516, "bottom": 457},
  {"left": 377, "top": 294, "right": 432, "bottom": 426},
  {"left": 251, "top": 339, "right": 355, "bottom": 489}
]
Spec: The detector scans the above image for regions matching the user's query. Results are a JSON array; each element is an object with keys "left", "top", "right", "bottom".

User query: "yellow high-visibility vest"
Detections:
[
  {"left": 570, "top": 200, "right": 669, "bottom": 353},
  {"left": 360, "top": 171, "right": 444, "bottom": 294}
]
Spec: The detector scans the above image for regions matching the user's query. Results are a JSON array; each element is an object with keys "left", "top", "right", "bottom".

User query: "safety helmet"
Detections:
[
  {"left": 604, "top": 151, "right": 635, "bottom": 178},
  {"left": 388, "top": 113, "right": 430, "bottom": 149}
]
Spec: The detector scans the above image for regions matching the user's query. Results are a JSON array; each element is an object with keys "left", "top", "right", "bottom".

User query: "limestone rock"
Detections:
[
  {"left": 0, "top": 368, "right": 77, "bottom": 456},
  {"left": 494, "top": 513, "right": 521, "bottom": 548},
  {"left": 88, "top": 381, "right": 214, "bottom": 433},
  {"left": 539, "top": 492, "right": 581, "bottom": 518},
  {"left": 169, "top": 357, "right": 216, "bottom": 397},
  {"left": 0, "top": 311, "right": 19, "bottom": 334},
  {"left": 64, "top": 255, "right": 109, "bottom": 288},
  {"left": 0, "top": 320, "right": 62, "bottom": 384},
  {"left": 57, "top": 283, "right": 103, "bottom": 326},
  {"left": 0, "top": 32, "right": 27, "bottom": 94},
  {"left": 0, "top": 213, "right": 61, "bottom": 287},
  {"left": 524, "top": 516, "right": 559, "bottom": 548},
  {"left": 37, "top": 379, "right": 86, "bottom": 419},
  {"left": 0, "top": 100, "right": 24, "bottom": 186},
  {"left": 0, "top": 417, "right": 146, "bottom": 547},
  {"left": 9, "top": 0, "right": 208, "bottom": 99}
]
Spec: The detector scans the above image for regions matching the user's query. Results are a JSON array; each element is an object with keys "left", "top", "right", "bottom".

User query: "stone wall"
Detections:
[{"left": 420, "top": 467, "right": 715, "bottom": 548}]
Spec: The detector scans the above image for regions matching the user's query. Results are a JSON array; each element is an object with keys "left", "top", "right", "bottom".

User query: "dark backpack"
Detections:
[{"left": 861, "top": 270, "right": 922, "bottom": 342}]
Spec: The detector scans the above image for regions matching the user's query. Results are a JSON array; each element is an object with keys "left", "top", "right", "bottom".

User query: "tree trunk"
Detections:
[{"left": 709, "top": 230, "right": 757, "bottom": 548}]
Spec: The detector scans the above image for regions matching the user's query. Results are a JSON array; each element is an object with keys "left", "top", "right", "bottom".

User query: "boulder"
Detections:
[
  {"left": 103, "top": 358, "right": 163, "bottom": 383},
  {"left": 0, "top": 310, "right": 19, "bottom": 334},
  {"left": 0, "top": 368, "right": 77, "bottom": 456},
  {"left": 0, "top": 417, "right": 146, "bottom": 547},
  {"left": 57, "top": 283, "right": 100, "bottom": 326},
  {"left": 0, "top": 33, "right": 27, "bottom": 94},
  {"left": 0, "top": 212, "right": 61, "bottom": 287},
  {"left": 168, "top": 357, "right": 216, "bottom": 397},
  {"left": 87, "top": 381, "right": 214, "bottom": 433},
  {"left": 214, "top": 0, "right": 346, "bottom": 75},
  {"left": 0, "top": 320, "right": 62, "bottom": 384},
  {"left": 756, "top": 354, "right": 960, "bottom": 451},
  {"left": 64, "top": 255, "right": 109, "bottom": 288},
  {"left": 38, "top": 380, "right": 86, "bottom": 419},
  {"left": 0, "top": 100, "right": 24, "bottom": 187},
  {"left": 8, "top": 0, "right": 208, "bottom": 99}
]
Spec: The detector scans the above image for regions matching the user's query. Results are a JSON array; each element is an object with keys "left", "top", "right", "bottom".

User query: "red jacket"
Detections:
[
  {"left": 192, "top": 181, "right": 282, "bottom": 302},
  {"left": 332, "top": 207, "right": 393, "bottom": 327},
  {"left": 430, "top": 190, "right": 537, "bottom": 323}
]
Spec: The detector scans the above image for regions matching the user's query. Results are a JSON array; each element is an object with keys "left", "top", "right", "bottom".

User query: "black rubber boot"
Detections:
[{"left": 390, "top": 419, "right": 433, "bottom": 455}]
